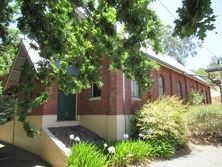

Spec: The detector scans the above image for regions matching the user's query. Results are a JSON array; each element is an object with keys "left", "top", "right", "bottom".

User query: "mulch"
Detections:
[
  {"left": 48, "top": 126, "right": 105, "bottom": 148},
  {"left": 189, "top": 135, "right": 222, "bottom": 146}
]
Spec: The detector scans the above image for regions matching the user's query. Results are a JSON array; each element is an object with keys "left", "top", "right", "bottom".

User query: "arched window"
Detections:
[
  {"left": 201, "top": 89, "right": 205, "bottom": 104},
  {"left": 158, "top": 75, "right": 165, "bottom": 97},
  {"left": 190, "top": 85, "right": 195, "bottom": 91},
  {"left": 177, "top": 81, "right": 182, "bottom": 98},
  {"left": 205, "top": 91, "right": 208, "bottom": 104}
]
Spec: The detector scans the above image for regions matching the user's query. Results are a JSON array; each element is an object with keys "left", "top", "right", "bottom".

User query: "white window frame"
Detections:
[
  {"left": 90, "top": 84, "right": 101, "bottom": 101},
  {"left": 131, "top": 80, "right": 140, "bottom": 99}
]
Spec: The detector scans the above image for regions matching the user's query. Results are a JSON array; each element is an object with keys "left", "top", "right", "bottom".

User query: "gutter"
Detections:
[{"left": 146, "top": 54, "right": 209, "bottom": 87}]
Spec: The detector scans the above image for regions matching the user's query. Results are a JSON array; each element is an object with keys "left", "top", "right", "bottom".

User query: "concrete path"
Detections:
[
  {"left": 149, "top": 143, "right": 222, "bottom": 167},
  {"left": 0, "top": 141, "right": 51, "bottom": 167}
]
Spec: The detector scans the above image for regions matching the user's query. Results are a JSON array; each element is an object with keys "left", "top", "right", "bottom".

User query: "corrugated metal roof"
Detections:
[
  {"left": 21, "top": 39, "right": 208, "bottom": 85},
  {"left": 142, "top": 47, "right": 208, "bottom": 85},
  {"left": 22, "top": 39, "right": 42, "bottom": 70}
]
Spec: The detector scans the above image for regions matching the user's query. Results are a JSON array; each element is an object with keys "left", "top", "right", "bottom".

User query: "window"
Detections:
[
  {"left": 177, "top": 81, "right": 182, "bottom": 97},
  {"left": 190, "top": 85, "right": 195, "bottom": 91},
  {"left": 205, "top": 91, "right": 208, "bottom": 104},
  {"left": 158, "top": 75, "right": 165, "bottom": 97},
  {"left": 201, "top": 89, "right": 206, "bottom": 104},
  {"left": 92, "top": 84, "right": 101, "bottom": 97},
  {"left": 131, "top": 80, "right": 139, "bottom": 98}
]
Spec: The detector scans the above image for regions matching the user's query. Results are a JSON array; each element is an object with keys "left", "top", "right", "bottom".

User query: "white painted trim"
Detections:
[
  {"left": 132, "top": 97, "right": 142, "bottom": 101},
  {"left": 89, "top": 97, "right": 101, "bottom": 101},
  {"left": 91, "top": 84, "right": 101, "bottom": 98},
  {"left": 131, "top": 80, "right": 140, "bottom": 98}
]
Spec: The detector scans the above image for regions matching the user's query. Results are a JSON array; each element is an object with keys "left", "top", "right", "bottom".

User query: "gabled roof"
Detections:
[
  {"left": 142, "top": 47, "right": 209, "bottom": 86},
  {"left": 22, "top": 39, "right": 42, "bottom": 70},
  {"left": 5, "top": 39, "right": 209, "bottom": 89},
  {"left": 4, "top": 39, "right": 42, "bottom": 89}
]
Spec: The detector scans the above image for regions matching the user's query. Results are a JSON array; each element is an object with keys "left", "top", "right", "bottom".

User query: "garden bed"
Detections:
[{"left": 48, "top": 126, "right": 104, "bottom": 148}]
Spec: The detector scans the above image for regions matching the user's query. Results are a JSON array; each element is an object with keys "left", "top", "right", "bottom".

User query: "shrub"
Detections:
[
  {"left": 187, "top": 90, "right": 204, "bottom": 105},
  {"left": 67, "top": 142, "right": 108, "bottom": 167},
  {"left": 133, "top": 96, "right": 188, "bottom": 147},
  {"left": 109, "top": 140, "right": 152, "bottom": 166},
  {"left": 185, "top": 105, "right": 222, "bottom": 143},
  {"left": 0, "top": 94, "right": 17, "bottom": 125}
]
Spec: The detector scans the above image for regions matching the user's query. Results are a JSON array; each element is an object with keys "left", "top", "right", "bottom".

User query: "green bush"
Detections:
[
  {"left": 187, "top": 90, "right": 204, "bottom": 105},
  {"left": 185, "top": 105, "right": 222, "bottom": 143},
  {"left": 133, "top": 96, "right": 188, "bottom": 147},
  {"left": 67, "top": 142, "right": 108, "bottom": 167},
  {"left": 0, "top": 94, "right": 17, "bottom": 125}
]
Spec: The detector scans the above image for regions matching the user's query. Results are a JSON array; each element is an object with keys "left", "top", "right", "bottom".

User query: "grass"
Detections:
[{"left": 184, "top": 104, "right": 222, "bottom": 144}]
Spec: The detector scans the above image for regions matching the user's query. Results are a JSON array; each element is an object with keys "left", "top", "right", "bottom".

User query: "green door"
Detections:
[{"left": 57, "top": 89, "right": 76, "bottom": 121}]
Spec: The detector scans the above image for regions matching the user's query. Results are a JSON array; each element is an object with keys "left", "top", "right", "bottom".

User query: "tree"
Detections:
[
  {"left": 0, "top": 0, "right": 216, "bottom": 137},
  {"left": 193, "top": 67, "right": 211, "bottom": 83},
  {"left": 1, "top": 0, "right": 216, "bottom": 93},
  {"left": 161, "top": 25, "right": 201, "bottom": 65},
  {"left": 0, "top": 1, "right": 20, "bottom": 93},
  {"left": 174, "top": 0, "right": 216, "bottom": 40},
  {"left": 208, "top": 56, "right": 222, "bottom": 67}
]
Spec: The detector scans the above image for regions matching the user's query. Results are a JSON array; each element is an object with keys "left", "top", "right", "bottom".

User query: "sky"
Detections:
[{"left": 151, "top": 0, "right": 222, "bottom": 70}]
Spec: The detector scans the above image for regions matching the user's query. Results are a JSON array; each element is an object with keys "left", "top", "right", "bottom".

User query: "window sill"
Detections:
[
  {"left": 132, "top": 97, "right": 142, "bottom": 101},
  {"left": 89, "top": 97, "right": 101, "bottom": 101}
]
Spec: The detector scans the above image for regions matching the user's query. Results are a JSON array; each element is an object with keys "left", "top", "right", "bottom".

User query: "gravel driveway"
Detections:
[{"left": 149, "top": 143, "right": 222, "bottom": 167}]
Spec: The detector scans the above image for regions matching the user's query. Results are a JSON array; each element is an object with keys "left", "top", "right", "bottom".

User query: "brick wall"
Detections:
[
  {"left": 42, "top": 83, "right": 58, "bottom": 115},
  {"left": 17, "top": 56, "right": 211, "bottom": 117},
  {"left": 77, "top": 60, "right": 211, "bottom": 116},
  {"left": 77, "top": 56, "right": 114, "bottom": 115},
  {"left": 118, "top": 65, "right": 211, "bottom": 114}
]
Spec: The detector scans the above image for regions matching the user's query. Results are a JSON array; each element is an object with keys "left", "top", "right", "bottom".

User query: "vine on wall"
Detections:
[{"left": 18, "top": 60, "right": 50, "bottom": 137}]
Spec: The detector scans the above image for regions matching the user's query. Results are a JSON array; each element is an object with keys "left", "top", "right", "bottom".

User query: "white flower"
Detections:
[
  {"left": 103, "top": 143, "right": 108, "bottom": 148},
  {"left": 69, "top": 134, "right": 74, "bottom": 140},
  {"left": 138, "top": 133, "right": 144, "bottom": 138},
  {"left": 108, "top": 146, "right": 115, "bottom": 153},
  {"left": 123, "top": 134, "right": 129, "bottom": 140},
  {"left": 74, "top": 136, "right": 80, "bottom": 142},
  {"left": 147, "top": 129, "right": 153, "bottom": 135}
]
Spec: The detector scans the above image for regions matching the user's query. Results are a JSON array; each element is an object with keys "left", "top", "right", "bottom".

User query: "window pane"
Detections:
[
  {"left": 131, "top": 80, "right": 139, "bottom": 97},
  {"left": 177, "top": 81, "right": 182, "bottom": 97},
  {"left": 92, "top": 84, "right": 101, "bottom": 97},
  {"left": 158, "top": 76, "right": 164, "bottom": 97}
]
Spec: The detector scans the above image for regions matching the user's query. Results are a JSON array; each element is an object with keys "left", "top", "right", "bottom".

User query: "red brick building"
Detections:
[{"left": 5, "top": 40, "right": 211, "bottom": 140}]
